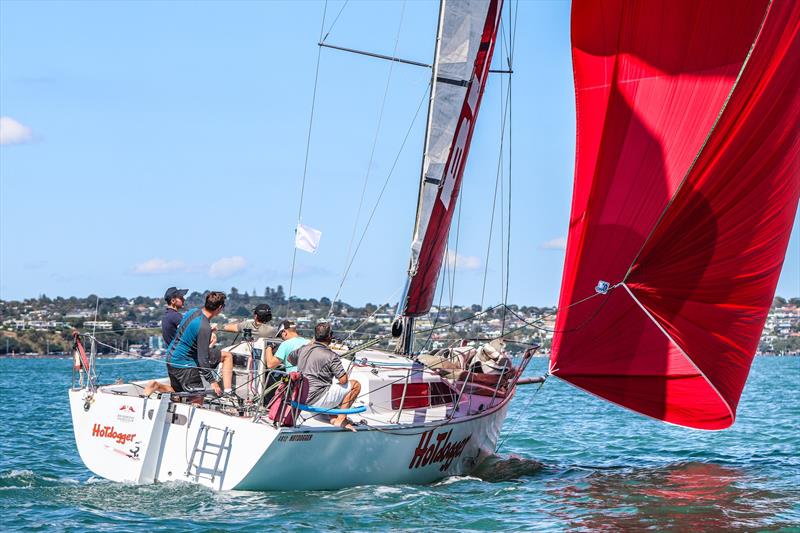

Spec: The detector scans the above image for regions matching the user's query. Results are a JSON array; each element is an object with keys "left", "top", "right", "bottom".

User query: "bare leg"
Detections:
[
  {"left": 220, "top": 351, "right": 234, "bottom": 391},
  {"left": 332, "top": 380, "right": 361, "bottom": 430},
  {"left": 142, "top": 381, "right": 174, "bottom": 397},
  {"left": 341, "top": 380, "right": 361, "bottom": 409}
]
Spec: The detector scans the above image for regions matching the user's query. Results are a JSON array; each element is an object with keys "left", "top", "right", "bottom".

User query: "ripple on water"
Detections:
[{"left": 0, "top": 357, "right": 798, "bottom": 531}]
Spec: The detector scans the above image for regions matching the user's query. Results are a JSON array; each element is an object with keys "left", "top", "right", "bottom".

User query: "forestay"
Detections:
[
  {"left": 402, "top": 0, "right": 503, "bottom": 317},
  {"left": 551, "top": 0, "right": 800, "bottom": 430}
]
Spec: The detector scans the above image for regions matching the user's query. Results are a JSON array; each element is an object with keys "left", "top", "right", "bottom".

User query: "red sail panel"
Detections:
[
  {"left": 402, "top": 0, "right": 503, "bottom": 316},
  {"left": 551, "top": 0, "right": 799, "bottom": 429}
]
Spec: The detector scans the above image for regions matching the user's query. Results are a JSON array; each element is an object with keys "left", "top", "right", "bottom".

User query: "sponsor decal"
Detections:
[
  {"left": 110, "top": 442, "right": 141, "bottom": 461},
  {"left": 408, "top": 429, "right": 471, "bottom": 472},
  {"left": 277, "top": 434, "right": 313, "bottom": 442},
  {"left": 91, "top": 424, "right": 136, "bottom": 445},
  {"left": 117, "top": 405, "right": 136, "bottom": 423}
]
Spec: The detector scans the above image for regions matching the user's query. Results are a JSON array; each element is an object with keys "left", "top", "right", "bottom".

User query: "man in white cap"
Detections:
[{"left": 266, "top": 319, "right": 309, "bottom": 372}]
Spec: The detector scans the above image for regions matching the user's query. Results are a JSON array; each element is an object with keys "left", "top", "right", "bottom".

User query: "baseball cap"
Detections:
[
  {"left": 276, "top": 319, "right": 297, "bottom": 336},
  {"left": 164, "top": 287, "right": 188, "bottom": 302}
]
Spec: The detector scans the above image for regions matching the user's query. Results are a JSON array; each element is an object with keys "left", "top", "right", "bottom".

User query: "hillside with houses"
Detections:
[{"left": 1, "top": 289, "right": 798, "bottom": 356}]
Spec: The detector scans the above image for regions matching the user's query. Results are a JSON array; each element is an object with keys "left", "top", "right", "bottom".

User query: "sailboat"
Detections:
[{"left": 68, "top": 0, "right": 799, "bottom": 490}]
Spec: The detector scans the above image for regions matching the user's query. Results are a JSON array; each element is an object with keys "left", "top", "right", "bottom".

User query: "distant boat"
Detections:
[{"left": 68, "top": 0, "right": 799, "bottom": 490}]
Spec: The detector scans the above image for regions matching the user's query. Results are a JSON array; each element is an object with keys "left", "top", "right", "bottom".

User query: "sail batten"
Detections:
[
  {"left": 551, "top": 0, "right": 800, "bottom": 430},
  {"left": 401, "top": 0, "right": 503, "bottom": 317}
]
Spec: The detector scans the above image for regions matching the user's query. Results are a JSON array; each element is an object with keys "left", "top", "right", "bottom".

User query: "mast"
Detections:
[{"left": 395, "top": 0, "right": 448, "bottom": 355}]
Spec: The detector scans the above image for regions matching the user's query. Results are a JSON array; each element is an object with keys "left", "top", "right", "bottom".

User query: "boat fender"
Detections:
[{"left": 72, "top": 348, "right": 82, "bottom": 371}]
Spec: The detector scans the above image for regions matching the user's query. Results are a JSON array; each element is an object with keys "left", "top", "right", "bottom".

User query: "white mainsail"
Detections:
[{"left": 402, "top": 0, "right": 503, "bottom": 316}]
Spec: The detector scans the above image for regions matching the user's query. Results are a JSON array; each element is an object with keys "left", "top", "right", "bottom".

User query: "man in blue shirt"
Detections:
[
  {"left": 166, "top": 291, "right": 234, "bottom": 396},
  {"left": 267, "top": 320, "right": 308, "bottom": 372},
  {"left": 161, "top": 286, "right": 188, "bottom": 346}
]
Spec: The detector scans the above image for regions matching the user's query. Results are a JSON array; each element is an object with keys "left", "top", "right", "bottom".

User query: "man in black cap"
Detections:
[
  {"left": 142, "top": 286, "right": 188, "bottom": 397},
  {"left": 162, "top": 286, "right": 188, "bottom": 346},
  {"left": 221, "top": 303, "right": 276, "bottom": 339}
]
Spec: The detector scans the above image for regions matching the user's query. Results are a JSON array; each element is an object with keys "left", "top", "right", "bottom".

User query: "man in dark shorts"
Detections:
[
  {"left": 289, "top": 322, "right": 361, "bottom": 430},
  {"left": 142, "top": 286, "right": 188, "bottom": 397},
  {"left": 166, "top": 291, "right": 234, "bottom": 397}
]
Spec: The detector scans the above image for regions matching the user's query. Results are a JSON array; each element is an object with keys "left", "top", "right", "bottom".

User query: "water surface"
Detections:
[{"left": 0, "top": 356, "right": 797, "bottom": 531}]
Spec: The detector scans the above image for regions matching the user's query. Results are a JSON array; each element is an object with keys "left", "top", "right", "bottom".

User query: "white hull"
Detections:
[{"left": 69, "top": 348, "right": 522, "bottom": 491}]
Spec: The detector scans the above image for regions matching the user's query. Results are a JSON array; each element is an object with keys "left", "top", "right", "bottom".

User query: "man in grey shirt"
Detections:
[{"left": 289, "top": 322, "right": 361, "bottom": 430}]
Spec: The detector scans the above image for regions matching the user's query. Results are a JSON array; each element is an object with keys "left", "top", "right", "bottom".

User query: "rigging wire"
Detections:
[
  {"left": 480, "top": 50, "right": 513, "bottom": 311},
  {"left": 341, "top": 282, "right": 405, "bottom": 343},
  {"left": 421, "top": 267, "right": 448, "bottom": 352},
  {"left": 82, "top": 280, "right": 613, "bottom": 385},
  {"left": 496, "top": 376, "right": 546, "bottom": 453},
  {"left": 84, "top": 299, "right": 578, "bottom": 370},
  {"left": 447, "top": 191, "right": 463, "bottom": 324},
  {"left": 321, "top": 0, "right": 349, "bottom": 42},
  {"left": 332, "top": 0, "right": 408, "bottom": 317},
  {"left": 501, "top": 0, "right": 518, "bottom": 336},
  {"left": 498, "top": 39, "right": 507, "bottom": 331},
  {"left": 326, "top": 81, "right": 431, "bottom": 317},
  {"left": 288, "top": 0, "right": 329, "bottom": 316}
]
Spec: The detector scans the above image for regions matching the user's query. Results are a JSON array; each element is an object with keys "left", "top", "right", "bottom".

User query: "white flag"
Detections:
[{"left": 295, "top": 223, "right": 322, "bottom": 254}]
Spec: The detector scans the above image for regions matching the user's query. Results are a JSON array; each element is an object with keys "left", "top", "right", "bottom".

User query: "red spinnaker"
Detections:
[{"left": 551, "top": 0, "right": 800, "bottom": 429}]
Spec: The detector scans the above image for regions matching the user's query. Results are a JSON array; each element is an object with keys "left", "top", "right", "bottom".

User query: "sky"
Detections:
[{"left": 1, "top": 0, "right": 798, "bottom": 308}]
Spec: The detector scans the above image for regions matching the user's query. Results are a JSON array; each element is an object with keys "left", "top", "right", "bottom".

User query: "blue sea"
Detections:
[{"left": 0, "top": 356, "right": 797, "bottom": 531}]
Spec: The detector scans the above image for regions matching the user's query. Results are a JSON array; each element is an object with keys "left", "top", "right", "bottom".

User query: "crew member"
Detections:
[
  {"left": 162, "top": 286, "right": 188, "bottom": 345},
  {"left": 142, "top": 286, "right": 188, "bottom": 397},
  {"left": 266, "top": 319, "right": 308, "bottom": 372},
  {"left": 221, "top": 303, "right": 275, "bottom": 339},
  {"left": 289, "top": 322, "right": 361, "bottom": 430},
  {"left": 165, "top": 291, "right": 234, "bottom": 397}
]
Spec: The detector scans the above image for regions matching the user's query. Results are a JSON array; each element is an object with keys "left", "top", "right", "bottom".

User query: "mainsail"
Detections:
[
  {"left": 551, "top": 0, "right": 800, "bottom": 430},
  {"left": 401, "top": 0, "right": 503, "bottom": 317}
]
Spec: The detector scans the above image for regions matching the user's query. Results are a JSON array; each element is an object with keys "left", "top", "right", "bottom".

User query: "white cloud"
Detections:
[
  {"left": 0, "top": 117, "right": 34, "bottom": 145},
  {"left": 445, "top": 251, "right": 481, "bottom": 270},
  {"left": 209, "top": 256, "right": 247, "bottom": 279},
  {"left": 133, "top": 258, "right": 186, "bottom": 275},
  {"left": 541, "top": 236, "right": 567, "bottom": 250}
]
